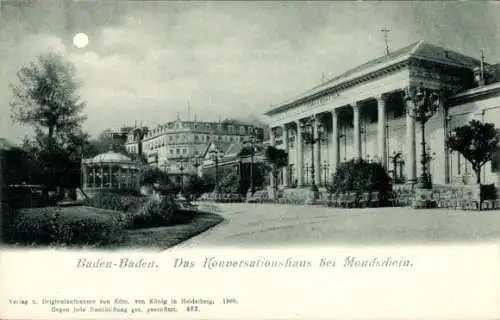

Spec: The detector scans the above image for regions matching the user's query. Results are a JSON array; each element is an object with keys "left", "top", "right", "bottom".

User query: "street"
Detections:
[{"left": 177, "top": 203, "right": 500, "bottom": 247}]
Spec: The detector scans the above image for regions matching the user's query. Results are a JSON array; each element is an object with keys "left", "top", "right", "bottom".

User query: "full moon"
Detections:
[{"left": 73, "top": 33, "right": 89, "bottom": 49}]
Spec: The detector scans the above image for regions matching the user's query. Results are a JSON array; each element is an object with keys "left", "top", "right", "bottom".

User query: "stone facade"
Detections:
[
  {"left": 264, "top": 40, "right": 500, "bottom": 188},
  {"left": 125, "top": 117, "right": 265, "bottom": 182}
]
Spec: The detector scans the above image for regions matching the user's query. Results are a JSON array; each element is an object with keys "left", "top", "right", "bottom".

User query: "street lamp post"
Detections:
[
  {"left": 339, "top": 126, "right": 348, "bottom": 161},
  {"left": 322, "top": 161, "right": 329, "bottom": 187},
  {"left": 177, "top": 157, "right": 186, "bottom": 194},
  {"left": 244, "top": 134, "right": 257, "bottom": 195},
  {"left": 192, "top": 154, "right": 202, "bottom": 177},
  {"left": 209, "top": 149, "right": 219, "bottom": 192},
  {"left": 405, "top": 83, "right": 440, "bottom": 189},
  {"left": 300, "top": 115, "right": 327, "bottom": 201},
  {"left": 304, "top": 163, "right": 310, "bottom": 185}
]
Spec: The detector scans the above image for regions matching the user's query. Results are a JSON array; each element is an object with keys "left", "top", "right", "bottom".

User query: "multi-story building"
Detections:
[
  {"left": 100, "top": 126, "right": 135, "bottom": 141},
  {"left": 125, "top": 116, "right": 265, "bottom": 183},
  {"left": 264, "top": 40, "right": 500, "bottom": 188}
]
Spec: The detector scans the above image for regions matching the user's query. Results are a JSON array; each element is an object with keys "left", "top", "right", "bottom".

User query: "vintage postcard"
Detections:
[{"left": 1, "top": 0, "right": 500, "bottom": 319}]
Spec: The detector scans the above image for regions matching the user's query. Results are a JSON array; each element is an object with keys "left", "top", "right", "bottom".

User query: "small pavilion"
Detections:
[{"left": 82, "top": 150, "right": 141, "bottom": 191}]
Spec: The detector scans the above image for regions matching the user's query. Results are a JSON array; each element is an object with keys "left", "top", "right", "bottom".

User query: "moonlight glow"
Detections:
[{"left": 73, "top": 33, "right": 89, "bottom": 48}]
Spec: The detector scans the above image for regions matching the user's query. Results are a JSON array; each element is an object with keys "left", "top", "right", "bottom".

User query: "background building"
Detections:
[
  {"left": 100, "top": 126, "right": 135, "bottom": 141},
  {"left": 125, "top": 116, "right": 265, "bottom": 183},
  {"left": 264, "top": 40, "right": 500, "bottom": 188}
]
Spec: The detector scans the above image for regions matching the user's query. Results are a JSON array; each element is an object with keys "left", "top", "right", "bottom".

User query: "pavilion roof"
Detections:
[{"left": 84, "top": 150, "right": 136, "bottom": 164}]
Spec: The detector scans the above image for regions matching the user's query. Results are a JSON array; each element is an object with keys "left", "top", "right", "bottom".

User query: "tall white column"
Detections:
[
  {"left": 282, "top": 124, "right": 289, "bottom": 187},
  {"left": 296, "top": 120, "right": 304, "bottom": 187},
  {"left": 100, "top": 167, "right": 104, "bottom": 188},
  {"left": 377, "top": 94, "right": 387, "bottom": 167},
  {"left": 118, "top": 167, "right": 122, "bottom": 188},
  {"left": 92, "top": 167, "right": 96, "bottom": 188},
  {"left": 331, "top": 109, "right": 339, "bottom": 175},
  {"left": 109, "top": 165, "right": 113, "bottom": 188},
  {"left": 352, "top": 102, "right": 361, "bottom": 159},
  {"left": 441, "top": 93, "right": 450, "bottom": 184},
  {"left": 313, "top": 117, "right": 321, "bottom": 186},
  {"left": 406, "top": 105, "right": 417, "bottom": 183},
  {"left": 269, "top": 127, "right": 276, "bottom": 189}
]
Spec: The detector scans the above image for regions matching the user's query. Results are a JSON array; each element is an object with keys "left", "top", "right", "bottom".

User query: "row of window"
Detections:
[
  {"left": 144, "top": 123, "right": 257, "bottom": 139},
  {"left": 138, "top": 135, "right": 246, "bottom": 151},
  {"left": 169, "top": 148, "right": 189, "bottom": 156}
]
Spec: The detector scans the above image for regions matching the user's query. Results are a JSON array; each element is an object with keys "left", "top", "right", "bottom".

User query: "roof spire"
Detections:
[{"left": 381, "top": 26, "right": 391, "bottom": 55}]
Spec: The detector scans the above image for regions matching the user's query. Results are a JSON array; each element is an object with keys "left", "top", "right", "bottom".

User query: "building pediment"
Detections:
[{"left": 264, "top": 40, "right": 483, "bottom": 117}]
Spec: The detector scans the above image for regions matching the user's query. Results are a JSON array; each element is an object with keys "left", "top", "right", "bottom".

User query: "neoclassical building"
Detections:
[{"left": 264, "top": 40, "right": 500, "bottom": 188}]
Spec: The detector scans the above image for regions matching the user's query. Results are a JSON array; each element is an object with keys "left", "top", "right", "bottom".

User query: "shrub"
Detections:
[
  {"left": 85, "top": 191, "right": 182, "bottom": 229},
  {"left": 215, "top": 170, "right": 240, "bottom": 194},
  {"left": 132, "top": 195, "right": 180, "bottom": 228},
  {"left": 330, "top": 159, "right": 392, "bottom": 200},
  {"left": 183, "top": 175, "right": 212, "bottom": 200},
  {"left": 1, "top": 201, "right": 19, "bottom": 241},
  {"left": 85, "top": 191, "right": 149, "bottom": 215},
  {"left": 4, "top": 207, "right": 125, "bottom": 247}
]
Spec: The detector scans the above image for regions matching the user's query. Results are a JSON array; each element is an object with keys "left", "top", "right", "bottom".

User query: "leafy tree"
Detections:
[
  {"left": 132, "top": 126, "right": 149, "bottom": 164},
  {"left": 10, "top": 52, "right": 86, "bottom": 141},
  {"left": 83, "top": 133, "right": 138, "bottom": 161},
  {"left": 330, "top": 159, "right": 391, "bottom": 194},
  {"left": 264, "top": 145, "right": 288, "bottom": 192},
  {"left": 238, "top": 143, "right": 264, "bottom": 158},
  {"left": 9, "top": 52, "right": 88, "bottom": 190},
  {"left": 183, "top": 175, "right": 212, "bottom": 200},
  {"left": 140, "top": 167, "right": 169, "bottom": 187},
  {"left": 215, "top": 169, "right": 240, "bottom": 194},
  {"left": 446, "top": 120, "right": 500, "bottom": 184}
]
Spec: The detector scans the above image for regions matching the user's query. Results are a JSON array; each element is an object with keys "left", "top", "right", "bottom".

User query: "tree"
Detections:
[
  {"left": 9, "top": 52, "right": 88, "bottom": 190},
  {"left": 446, "top": 120, "right": 500, "bottom": 184},
  {"left": 264, "top": 145, "right": 288, "bottom": 193},
  {"left": 83, "top": 133, "right": 138, "bottom": 161},
  {"left": 10, "top": 52, "right": 87, "bottom": 141},
  {"left": 183, "top": 175, "right": 212, "bottom": 200},
  {"left": 132, "top": 126, "right": 149, "bottom": 164}
]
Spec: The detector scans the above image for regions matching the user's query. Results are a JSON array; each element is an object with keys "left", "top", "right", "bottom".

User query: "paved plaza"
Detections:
[{"left": 177, "top": 203, "right": 500, "bottom": 247}]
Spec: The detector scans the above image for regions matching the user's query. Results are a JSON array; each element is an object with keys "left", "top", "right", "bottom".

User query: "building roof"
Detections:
[
  {"left": 87, "top": 150, "right": 135, "bottom": 164},
  {"left": 191, "top": 143, "right": 210, "bottom": 156},
  {"left": 266, "top": 40, "right": 482, "bottom": 115},
  {"left": 225, "top": 143, "right": 244, "bottom": 157}
]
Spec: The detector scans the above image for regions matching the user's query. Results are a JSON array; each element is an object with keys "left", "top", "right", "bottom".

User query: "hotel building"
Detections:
[
  {"left": 264, "top": 40, "right": 500, "bottom": 188},
  {"left": 125, "top": 116, "right": 265, "bottom": 182}
]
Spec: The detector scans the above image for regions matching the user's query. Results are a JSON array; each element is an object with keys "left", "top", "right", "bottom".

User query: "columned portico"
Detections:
[{"left": 264, "top": 41, "right": 496, "bottom": 191}]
